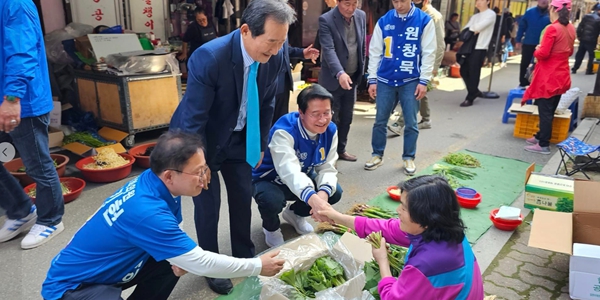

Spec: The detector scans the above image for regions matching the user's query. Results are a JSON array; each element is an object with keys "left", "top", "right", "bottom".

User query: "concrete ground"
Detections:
[{"left": 0, "top": 54, "right": 597, "bottom": 299}]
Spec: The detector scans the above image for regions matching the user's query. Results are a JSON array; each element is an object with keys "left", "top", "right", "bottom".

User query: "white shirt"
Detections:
[
  {"left": 465, "top": 9, "right": 497, "bottom": 50},
  {"left": 235, "top": 35, "right": 256, "bottom": 131}
]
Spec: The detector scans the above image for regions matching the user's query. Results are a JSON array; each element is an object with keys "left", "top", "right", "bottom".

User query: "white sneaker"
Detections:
[
  {"left": 404, "top": 159, "right": 416, "bottom": 175},
  {"left": 21, "top": 222, "right": 64, "bottom": 250},
  {"left": 282, "top": 207, "right": 314, "bottom": 235},
  {"left": 365, "top": 156, "right": 384, "bottom": 171},
  {"left": 418, "top": 121, "right": 432, "bottom": 129},
  {"left": 263, "top": 228, "right": 284, "bottom": 248},
  {"left": 387, "top": 123, "right": 404, "bottom": 136},
  {"left": 0, "top": 205, "right": 37, "bottom": 243}
]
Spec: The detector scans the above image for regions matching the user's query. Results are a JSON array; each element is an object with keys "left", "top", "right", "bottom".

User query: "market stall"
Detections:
[{"left": 74, "top": 69, "right": 181, "bottom": 147}]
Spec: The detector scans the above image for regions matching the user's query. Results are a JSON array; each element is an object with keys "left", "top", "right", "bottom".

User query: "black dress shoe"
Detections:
[
  {"left": 338, "top": 152, "right": 357, "bottom": 161},
  {"left": 460, "top": 99, "right": 473, "bottom": 107},
  {"left": 206, "top": 277, "right": 233, "bottom": 295}
]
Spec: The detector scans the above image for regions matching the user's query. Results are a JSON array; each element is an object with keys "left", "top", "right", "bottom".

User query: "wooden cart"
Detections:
[{"left": 74, "top": 70, "right": 182, "bottom": 147}]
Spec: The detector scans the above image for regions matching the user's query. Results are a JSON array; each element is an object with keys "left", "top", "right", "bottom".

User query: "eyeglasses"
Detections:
[
  {"left": 167, "top": 166, "right": 209, "bottom": 178},
  {"left": 308, "top": 111, "right": 334, "bottom": 119}
]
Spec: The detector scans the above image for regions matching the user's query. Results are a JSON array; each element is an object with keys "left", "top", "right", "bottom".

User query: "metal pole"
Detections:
[{"left": 481, "top": 6, "right": 506, "bottom": 99}]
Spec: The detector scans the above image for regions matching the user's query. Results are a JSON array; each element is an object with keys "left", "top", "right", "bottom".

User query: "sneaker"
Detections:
[
  {"left": 404, "top": 159, "right": 417, "bottom": 175},
  {"left": 571, "top": 68, "right": 577, "bottom": 74},
  {"left": 525, "top": 137, "right": 538, "bottom": 145},
  {"left": 282, "top": 206, "right": 314, "bottom": 235},
  {"left": 21, "top": 222, "right": 64, "bottom": 249},
  {"left": 524, "top": 144, "right": 551, "bottom": 155},
  {"left": 418, "top": 120, "right": 432, "bottom": 130},
  {"left": 263, "top": 228, "right": 284, "bottom": 248},
  {"left": 387, "top": 123, "right": 403, "bottom": 136},
  {"left": 0, "top": 205, "right": 37, "bottom": 243},
  {"left": 365, "top": 156, "right": 384, "bottom": 171}
]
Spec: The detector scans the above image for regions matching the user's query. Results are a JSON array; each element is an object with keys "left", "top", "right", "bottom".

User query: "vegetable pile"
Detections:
[
  {"left": 432, "top": 164, "right": 477, "bottom": 189},
  {"left": 18, "top": 159, "right": 58, "bottom": 172},
  {"left": 63, "top": 132, "right": 112, "bottom": 148},
  {"left": 27, "top": 182, "right": 71, "bottom": 197},
  {"left": 141, "top": 146, "right": 155, "bottom": 157},
  {"left": 363, "top": 232, "right": 409, "bottom": 299},
  {"left": 443, "top": 153, "right": 481, "bottom": 168},
  {"left": 279, "top": 256, "right": 347, "bottom": 299}
]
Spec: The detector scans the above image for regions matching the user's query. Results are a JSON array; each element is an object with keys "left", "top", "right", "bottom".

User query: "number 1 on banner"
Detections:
[{"left": 383, "top": 36, "right": 393, "bottom": 58}]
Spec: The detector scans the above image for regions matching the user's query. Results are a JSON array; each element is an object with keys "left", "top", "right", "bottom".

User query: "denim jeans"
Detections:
[
  {"left": 372, "top": 81, "right": 419, "bottom": 159},
  {"left": 0, "top": 113, "right": 64, "bottom": 226}
]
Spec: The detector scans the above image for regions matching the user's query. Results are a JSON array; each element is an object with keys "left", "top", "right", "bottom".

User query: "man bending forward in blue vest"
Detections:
[
  {"left": 252, "top": 84, "right": 342, "bottom": 247},
  {"left": 365, "top": 0, "right": 436, "bottom": 174}
]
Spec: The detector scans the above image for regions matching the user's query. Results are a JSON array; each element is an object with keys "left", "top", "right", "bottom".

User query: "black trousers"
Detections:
[
  {"left": 573, "top": 42, "right": 596, "bottom": 73},
  {"left": 519, "top": 44, "right": 537, "bottom": 87},
  {"left": 273, "top": 79, "right": 292, "bottom": 126},
  {"left": 194, "top": 131, "right": 255, "bottom": 260},
  {"left": 329, "top": 84, "right": 357, "bottom": 154},
  {"left": 60, "top": 257, "right": 178, "bottom": 300},
  {"left": 253, "top": 180, "right": 343, "bottom": 231},
  {"left": 460, "top": 50, "right": 487, "bottom": 101},
  {"left": 534, "top": 95, "right": 561, "bottom": 147}
]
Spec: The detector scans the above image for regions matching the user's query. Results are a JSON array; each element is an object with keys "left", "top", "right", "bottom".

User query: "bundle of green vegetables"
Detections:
[
  {"left": 63, "top": 132, "right": 112, "bottom": 148},
  {"left": 443, "top": 153, "right": 481, "bottom": 168},
  {"left": 27, "top": 182, "right": 71, "bottom": 197},
  {"left": 315, "top": 222, "right": 355, "bottom": 235},
  {"left": 347, "top": 204, "right": 396, "bottom": 219},
  {"left": 279, "top": 256, "right": 347, "bottom": 299},
  {"left": 363, "top": 232, "right": 409, "bottom": 299},
  {"left": 432, "top": 164, "right": 476, "bottom": 189}
]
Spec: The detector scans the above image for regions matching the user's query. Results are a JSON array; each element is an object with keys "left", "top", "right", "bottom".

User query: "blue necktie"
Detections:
[{"left": 246, "top": 62, "right": 260, "bottom": 167}]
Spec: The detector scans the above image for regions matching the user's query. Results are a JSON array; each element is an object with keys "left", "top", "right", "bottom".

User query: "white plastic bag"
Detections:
[{"left": 556, "top": 87, "right": 581, "bottom": 115}]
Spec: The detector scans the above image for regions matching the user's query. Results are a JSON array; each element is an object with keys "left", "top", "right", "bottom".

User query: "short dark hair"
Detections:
[
  {"left": 241, "top": 0, "right": 297, "bottom": 37},
  {"left": 400, "top": 175, "right": 466, "bottom": 244},
  {"left": 451, "top": 13, "right": 459, "bottom": 19},
  {"left": 150, "top": 131, "right": 205, "bottom": 175},
  {"left": 296, "top": 84, "right": 333, "bottom": 113},
  {"left": 194, "top": 7, "right": 206, "bottom": 15}
]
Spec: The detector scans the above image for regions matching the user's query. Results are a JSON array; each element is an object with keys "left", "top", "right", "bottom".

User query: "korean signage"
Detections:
[
  {"left": 129, "top": 0, "right": 166, "bottom": 41},
  {"left": 70, "top": 0, "right": 120, "bottom": 28}
]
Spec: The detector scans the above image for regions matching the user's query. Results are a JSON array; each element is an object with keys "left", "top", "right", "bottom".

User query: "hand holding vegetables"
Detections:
[{"left": 259, "top": 250, "right": 286, "bottom": 276}]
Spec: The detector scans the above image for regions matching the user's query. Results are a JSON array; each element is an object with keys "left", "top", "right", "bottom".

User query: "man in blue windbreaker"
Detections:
[
  {"left": 515, "top": 0, "right": 550, "bottom": 88},
  {"left": 252, "top": 84, "right": 342, "bottom": 247},
  {"left": 0, "top": 0, "right": 65, "bottom": 249}
]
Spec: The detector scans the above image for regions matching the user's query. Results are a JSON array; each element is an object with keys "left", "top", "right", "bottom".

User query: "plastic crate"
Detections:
[{"left": 513, "top": 113, "right": 570, "bottom": 144}]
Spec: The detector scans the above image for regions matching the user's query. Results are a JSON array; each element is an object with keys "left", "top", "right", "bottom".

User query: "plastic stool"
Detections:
[{"left": 502, "top": 88, "right": 526, "bottom": 123}]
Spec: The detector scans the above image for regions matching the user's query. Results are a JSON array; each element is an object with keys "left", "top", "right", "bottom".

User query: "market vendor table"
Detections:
[{"left": 74, "top": 70, "right": 182, "bottom": 147}]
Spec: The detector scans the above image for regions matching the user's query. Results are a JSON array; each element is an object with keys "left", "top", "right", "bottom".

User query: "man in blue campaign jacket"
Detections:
[
  {"left": 252, "top": 84, "right": 342, "bottom": 247},
  {"left": 0, "top": 0, "right": 65, "bottom": 250},
  {"left": 365, "top": 1, "right": 436, "bottom": 175},
  {"left": 41, "top": 132, "right": 285, "bottom": 300},
  {"left": 516, "top": 0, "right": 550, "bottom": 88}
]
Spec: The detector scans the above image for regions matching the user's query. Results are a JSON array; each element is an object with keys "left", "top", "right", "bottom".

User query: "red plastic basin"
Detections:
[
  {"left": 75, "top": 153, "right": 135, "bottom": 183},
  {"left": 128, "top": 142, "right": 156, "bottom": 169},
  {"left": 489, "top": 208, "right": 524, "bottom": 231},
  {"left": 3, "top": 154, "right": 69, "bottom": 187},
  {"left": 24, "top": 177, "right": 86, "bottom": 204},
  {"left": 387, "top": 186, "right": 401, "bottom": 201},
  {"left": 456, "top": 192, "right": 481, "bottom": 209}
]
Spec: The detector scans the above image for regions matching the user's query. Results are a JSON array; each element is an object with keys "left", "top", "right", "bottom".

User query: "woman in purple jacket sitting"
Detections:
[{"left": 319, "top": 175, "right": 484, "bottom": 299}]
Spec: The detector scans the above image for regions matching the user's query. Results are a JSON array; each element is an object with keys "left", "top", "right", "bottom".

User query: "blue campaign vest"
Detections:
[
  {"left": 252, "top": 112, "right": 336, "bottom": 184},
  {"left": 376, "top": 6, "right": 431, "bottom": 87}
]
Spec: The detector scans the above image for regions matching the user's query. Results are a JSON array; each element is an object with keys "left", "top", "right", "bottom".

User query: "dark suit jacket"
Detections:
[
  {"left": 318, "top": 7, "right": 366, "bottom": 92},
  {"left": 277, "top": 41, "right": 305, "bottom": 94},
  {"left": 170, "top": 30, "right": 283, "bottom": 167}
]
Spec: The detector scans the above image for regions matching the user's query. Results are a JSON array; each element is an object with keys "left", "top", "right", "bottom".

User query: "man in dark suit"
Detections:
[
  {"left": 169, "top": 0, "right": 296, "bottom": 295},
  {"left": 318, "top": 0, "right": 366, "bottom": 162},
  {"left": 273, "top": 41, "right": 319, "bottom": 125}
]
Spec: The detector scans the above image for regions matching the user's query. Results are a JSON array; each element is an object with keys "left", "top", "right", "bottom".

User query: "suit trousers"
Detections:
[
  {"left": 573, "top": 42, "right": 596, "bottom": 73},
  {"left": 329, "top": 84, "right": 357, "bottom": 154},
  {"left": 273, "top": 78, "right": 293, "bottom": 126},
  {"left": 519, "top": 44, "right": 537, "bottom": 87},
  {"left": 460, "top": 50, "right": 487, "bottom": 101},
  {"left": 193, "top": 131, "right": 255, "bottom": 260}
]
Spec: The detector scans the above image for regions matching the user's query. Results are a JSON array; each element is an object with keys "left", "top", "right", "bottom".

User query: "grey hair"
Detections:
[{"left": 241, "top": 0, "right": 297, "bottom": 37}]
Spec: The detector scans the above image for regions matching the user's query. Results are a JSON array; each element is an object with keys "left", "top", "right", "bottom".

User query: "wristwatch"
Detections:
[{"left": 4, "top": 95, "right": 19, "bottom": 103}]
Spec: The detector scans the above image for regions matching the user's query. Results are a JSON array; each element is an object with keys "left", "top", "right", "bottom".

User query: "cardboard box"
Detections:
[
  {"left": 62, "top": 127, "right": 128, "bottom": 156},
  {"left": 524, "top": 164, "right": 574, "bottom": 212},
  {"left": 48, "top": 127, "right": 64, "bottom": 149},
  {"left": 259, "top": 233, "right": 370, "bottom": 300},
  {"left": 528, "top": 180, "right": 600, "bottom": 300}
]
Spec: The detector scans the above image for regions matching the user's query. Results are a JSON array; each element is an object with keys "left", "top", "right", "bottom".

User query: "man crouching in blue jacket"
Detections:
[{"left": 252, "top": 84, "right": 342, "bottom": 247}]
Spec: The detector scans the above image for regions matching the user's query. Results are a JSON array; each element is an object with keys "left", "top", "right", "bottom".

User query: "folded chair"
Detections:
[{"left": 555, "top": 136, "right": 600, "bottom": 179}]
